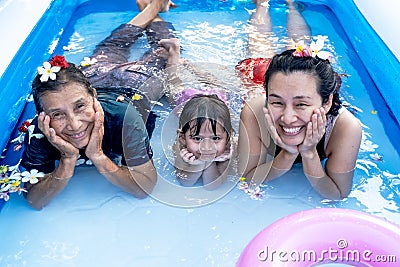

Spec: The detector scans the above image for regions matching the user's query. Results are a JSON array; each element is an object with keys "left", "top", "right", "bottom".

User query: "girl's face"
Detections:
[
  {"left": 39, "top": 83, "right": 96, "bottom": 149},
  {"left": 181, "top": 119, "right": 229, "bottom": 161},
  {"left": 267, "top": 71, "right": 331, "bottom": 146}
]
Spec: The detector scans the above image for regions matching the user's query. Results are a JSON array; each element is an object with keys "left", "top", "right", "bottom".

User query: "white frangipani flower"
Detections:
[{"left": 37, "top": 61, "right": 61, "bottom": 82}]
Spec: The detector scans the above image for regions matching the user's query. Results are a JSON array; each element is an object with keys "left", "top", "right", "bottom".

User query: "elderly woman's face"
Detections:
[{"left": 39, "top": 82, "right": 95, "bottom": 149}]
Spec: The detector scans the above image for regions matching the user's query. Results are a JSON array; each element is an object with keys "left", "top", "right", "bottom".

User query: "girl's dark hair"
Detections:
[
  {"left": 179, "top": 94, "right": 232, "bottom": 142},
  {"left": 263, "top": 49, "right": 342, "bottom": 116},
  {"left": 32, "top": 62, "right": 94, "bottom": 112}
]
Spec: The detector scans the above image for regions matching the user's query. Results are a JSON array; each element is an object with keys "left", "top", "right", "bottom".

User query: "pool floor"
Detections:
[{"left": 3, "top": 159, "right": 385, "bottom": 267}]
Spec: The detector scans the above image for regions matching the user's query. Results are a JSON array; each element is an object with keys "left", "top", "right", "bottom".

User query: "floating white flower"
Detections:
[
  {"left": 248, "top": 186, "right": 264, "bottom": 200},
  {"left": 0, "top": 192, "right": 10, "bottom": 201},
  {"left": 37, "top": 61, "right": 61, "bottom": 82},
  {"left": 21, "top": 169, "right": 45, "bottom": 184},
  {"left": 369, "top": 153, "right": 383, "bottom": 161},
  {"left": 63, "top": 43, "right": 78, "bottom": 51},
  {"left": 80, "top": 57, "right": 97, "bottom": 67},
  {"left": 8, "top": 171, "right": 22, "bottom": 181}
]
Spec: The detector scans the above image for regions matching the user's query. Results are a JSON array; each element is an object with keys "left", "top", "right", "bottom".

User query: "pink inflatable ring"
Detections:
[{"left": 237, "top": 208, "right": 400, "bottom": 266}]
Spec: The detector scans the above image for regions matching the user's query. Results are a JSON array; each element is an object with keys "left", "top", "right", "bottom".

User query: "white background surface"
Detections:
[
  {"left": 354, "top": 0, "right": 400, "bottom": 60},
  {"left": 0, "top": 0, "right": 52, "bottom": 76}
]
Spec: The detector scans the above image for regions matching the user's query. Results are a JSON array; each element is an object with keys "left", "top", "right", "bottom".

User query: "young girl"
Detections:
[
  {"left": 174, "top": 94, "right": 233, "bottom": 189},
  {"left": 159, "top": 39, "right": 235, "bottom": 189}
]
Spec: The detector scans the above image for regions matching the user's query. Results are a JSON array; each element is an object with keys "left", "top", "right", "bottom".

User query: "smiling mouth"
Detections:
[
  {"left": 200, "top": 153, "right": 216, "bottom": 159},
  {"left": 68, "top": 130, "right": 86, "bottom": 139},
  {"left": 281, "top": 126, "right": 303, "bottom": 135}
]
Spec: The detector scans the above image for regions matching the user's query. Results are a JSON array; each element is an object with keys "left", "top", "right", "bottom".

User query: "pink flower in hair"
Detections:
[
  {"left": 293, "top": 36, "right": 333, "bottom": 60},
  {"left": 293, "top": 41, "right": 312, "bottom": 57}
]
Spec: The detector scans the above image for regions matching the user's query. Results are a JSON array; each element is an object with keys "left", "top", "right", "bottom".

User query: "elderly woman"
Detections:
[{"left": 21, "top": 0, "right": 177, "bottom": 209}]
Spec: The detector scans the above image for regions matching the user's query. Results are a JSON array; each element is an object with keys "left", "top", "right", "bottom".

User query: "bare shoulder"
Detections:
[
  {"left": 240, "top": 96, "right": 266, "bottom": 121},
  {"left": 239, "top": 96, "right": 270, "bottom": 146},
  {"left": 335, "top": 109, "right": 362, "bottom": 136},
  {"left": 326, "top": 108, "right": 362, "bottom": 158}
]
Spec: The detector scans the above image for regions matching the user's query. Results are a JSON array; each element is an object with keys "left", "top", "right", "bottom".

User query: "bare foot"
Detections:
[
  {"left": 252, "top": 0, "right": 269, "bottom": 6},
  {"left": 287, "top": 0, "right": 304, "bottom": 11},
  {"left": 159, "top": 38, "right": 180, "bottom": 57},
  {"left": 257, "top": 0, "right": 269, "bottom": 6},
  {"left": 136, "top": 0, "right": 176, "bottom": 12},
  {"left": 161, "top": 0, "right": 177, "bottom": 12},
  {"left": 286, "top": 0, "right": 295, "bottom": 9}
]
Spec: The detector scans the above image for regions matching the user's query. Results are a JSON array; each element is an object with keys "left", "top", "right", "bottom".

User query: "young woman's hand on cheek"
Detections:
[
  {"left": 263, "top": 107, "right": 298, "bottom": 155},
  {"left": 298, "top": 107, "right": 326, "bottom": 156},
  {"left": 85, "top": 98, "right": 105, "bottom": 161},
  {"left": 38, "top": 112, "right": 79, "bottom": 159},
  {"left": 180, "top": 148, "right": 205, "bottom": 166}
]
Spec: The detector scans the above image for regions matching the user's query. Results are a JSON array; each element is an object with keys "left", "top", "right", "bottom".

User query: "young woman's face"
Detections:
[
  {"left": 267, "top": 71, "right": 328, "bottom": 146},
  {"left": 182, "top": 119, "right": 229, "bottom": 161},
  {"left": 39, "top": 83, "right": 95, "bottom": 149}
]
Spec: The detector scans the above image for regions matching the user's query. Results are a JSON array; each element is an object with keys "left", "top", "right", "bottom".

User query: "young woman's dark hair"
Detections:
[
  {"left": 263, "top": 49, "right": 342, "bottom": 116},
  {"left": 32, "top": 62, "right": 94, "bottom": 112}
]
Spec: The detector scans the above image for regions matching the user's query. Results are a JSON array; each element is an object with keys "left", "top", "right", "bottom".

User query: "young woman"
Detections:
[{"left": 238, "top": 48, "right": 362, "bottom": 200}]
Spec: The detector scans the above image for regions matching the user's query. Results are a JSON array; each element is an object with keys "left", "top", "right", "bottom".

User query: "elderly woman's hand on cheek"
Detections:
[
  {"left": 38, "top": 111, "right": 79, "bottom": 159},
  {"left": 85, "top": 98, "right": 105, "bottom": 161}
]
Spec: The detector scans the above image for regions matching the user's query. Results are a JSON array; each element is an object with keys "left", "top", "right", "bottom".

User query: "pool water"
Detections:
[{"left": 1, "top": 0, "right": 399, "bottom": 266}]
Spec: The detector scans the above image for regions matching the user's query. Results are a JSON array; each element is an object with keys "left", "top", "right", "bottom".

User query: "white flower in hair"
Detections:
[
  {"left": 37, "top": 61, "right": 61, "bottom": 82},
  {"left": 310, "top": 35, "right": 332, "bottom": 60}
]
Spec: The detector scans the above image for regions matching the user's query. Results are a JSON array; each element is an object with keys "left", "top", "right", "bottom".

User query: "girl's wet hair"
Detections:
[
  {"left": 179, "top": 94, "right": 232, "bottom": 142},
  {"left": 32, "top": 62, "right": 94, "bottom": 112},
  {"left": 263, "top": 49, "right": 342, "bottom": 116}
]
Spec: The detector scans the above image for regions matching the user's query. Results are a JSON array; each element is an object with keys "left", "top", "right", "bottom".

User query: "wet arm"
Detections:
[
  {"left": 266, "top": 150, "right": 298, "bottom": 180},
  {"left": 202, "top": 161, "right": 229, "bottom": 190},
  {"left": 25, "top": 156, "right": 77, "bottom": 210},
  {"left": 302, "top": 113, "right": 362, "bottom": 199},
  {"left": 91, "top": 154, "right": 157, "bottom": 198},
  {"left": 174, "top": 153, "right": 205, "bottom": 187},
  {"left": 301, "top": 149, "right": 343, "bottom": 199},
  {"left": 238, "top": 101, "right": 275, "bottom": 185}
]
